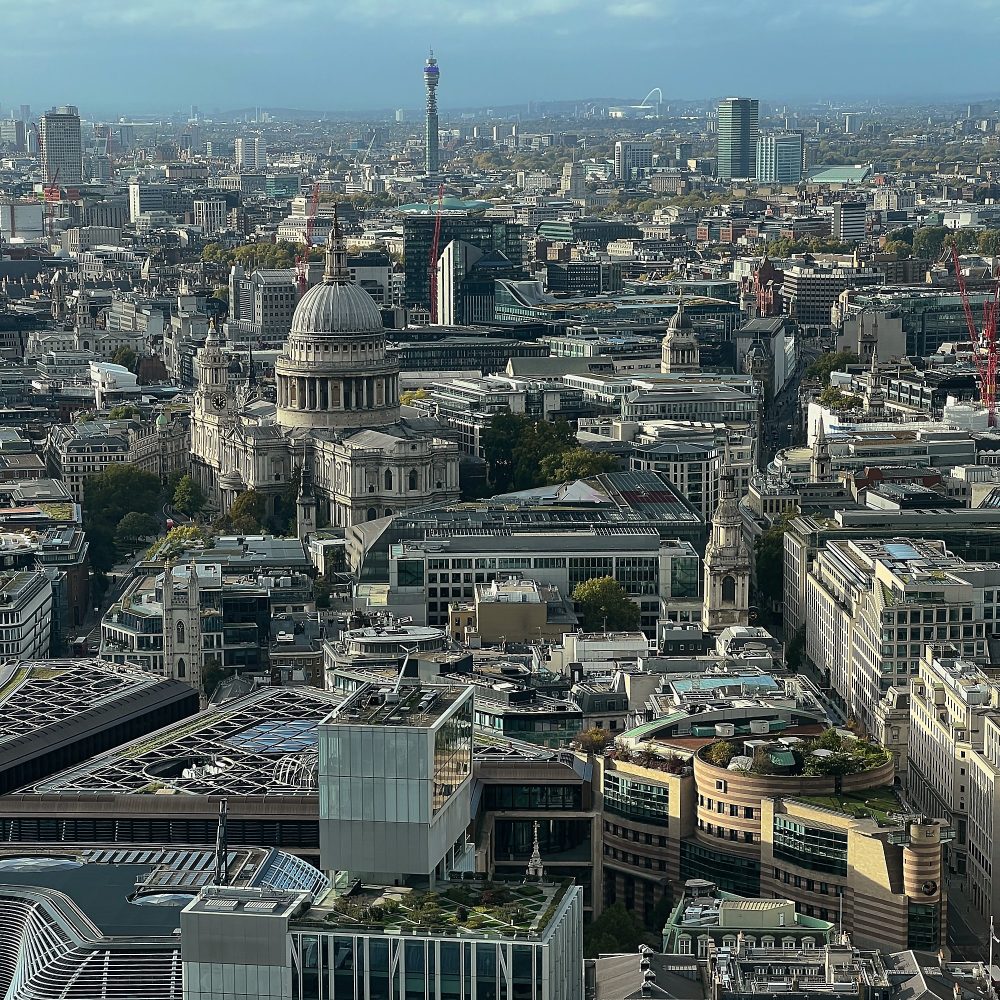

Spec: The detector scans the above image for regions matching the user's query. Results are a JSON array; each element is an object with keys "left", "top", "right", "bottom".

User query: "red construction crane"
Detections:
[
  {"left": 952, "top": 246, "right": 1000, "bottom": 425},
  {"left": 43, "top": 167, "right": 61, "bottom": 242},
  {"left": 295, "top": 183, "right": 322, "bottom": 297},
  {"left": 428, "top": 183, "right": 445, "bottom": 323}
]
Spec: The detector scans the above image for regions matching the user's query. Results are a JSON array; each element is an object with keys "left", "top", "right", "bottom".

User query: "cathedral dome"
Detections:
[
  {"left": 667, "top": 298, "right": 694, "bottom": 331},
  {"left": 290, "top": 227, "right": 383, "bottom": 337}
]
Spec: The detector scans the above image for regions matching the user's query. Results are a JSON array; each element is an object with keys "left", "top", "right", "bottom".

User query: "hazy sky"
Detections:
[{"left": 3, "top": 0, "right": 997, "bottom": 116}]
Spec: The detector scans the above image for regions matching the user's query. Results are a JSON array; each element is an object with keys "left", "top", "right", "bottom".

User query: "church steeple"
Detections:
[
  {"left": 811, "top": 419, "right": 832, "bottom": 482},
  {"left": 296, "top": 459, "right": 317, "bottom": 540},
  {"left": 864, "top": 349, "right": 885, "bottom": 417},
  {"left": 702, "top": 467, "right": 751, "bottom": 632}
]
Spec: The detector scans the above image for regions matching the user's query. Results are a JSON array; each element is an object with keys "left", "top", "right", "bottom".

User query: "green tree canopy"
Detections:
[
  {"left": 785, "top": 625, "right": 806, "bottom": 672},
  {"left": 172, "top": 474, "right": 206, "bottom": 516},
  {"left": 945, "top": 228, "right": 979, "bottom": 253},
  {"left": 805, "top": 350, "right": 858, "bottom": 386},
  {"left": 111, "top": 346, "right": 137, "bottom": 370},
  {"left": 84, "top": 465, "right": 164, "bottom": 570},
  {"left": 571, "top": 576, "right": 641, "bottom": 632},
  {"left": 887, "top": 226, "right": 914, "bottom": 246},
  {"left": 755, "top": 509, "right": 798, "bottom": 612},
  {"left": 540, "top": 447, "right": 617, "bottom": 484},
  {"left": 912, "top": 225, "right": 949, "bottom": 262},
  {"left": 482, "top": 412, "right": 576, "bottom": 491},
  {"left": 817, "top": 385, "right": 862, "bottom": 411},
  {"left": 201, "top": 240, "right": 322, "bottom": 270},
  {"left": 583, "top": 903, "right": 649, "bottom": 958},
  {"left": 108, "top": 404, "right": 139, "bottom": 420},
  {"left": 115, "top": 511, "right": 160, "bottom": 547},
  {"left": 217, "top": 489, "right": 268, "bottom": 535},
  {"left": 882, "top": 240, "right": 911, "bottom": 260},
  {"left": 979, "top": 229, "right": 1000, "bottom": 256}
]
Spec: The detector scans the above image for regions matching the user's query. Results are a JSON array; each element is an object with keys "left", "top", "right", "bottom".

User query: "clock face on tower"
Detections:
[{"left": 212, "top": 392, "right": 229, "bottom": 412}]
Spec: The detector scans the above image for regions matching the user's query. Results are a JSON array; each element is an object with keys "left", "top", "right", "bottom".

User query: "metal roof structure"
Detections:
[
  {"left": 0, "top": 843, "right": 327, "bottom": 1000},
  {"left": 25, "top": 686, "right": 343, "bottom": 797}
]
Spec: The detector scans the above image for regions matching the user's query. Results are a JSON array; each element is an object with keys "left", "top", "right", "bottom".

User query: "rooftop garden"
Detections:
[
  {"left": 36, "top": 502, "right": 75, "bottom": 521},
  {"left": 145, "top": 524, "right": 214, "bottom": 562},
  {"left": 702, "top": 728, "right": 891, "bottom": 778},
  {"left": 792, "top": 786, "right": 903, "bottom": 823},
  {"left": 323, "top": 878, "right": 570, "bottom": 938}
]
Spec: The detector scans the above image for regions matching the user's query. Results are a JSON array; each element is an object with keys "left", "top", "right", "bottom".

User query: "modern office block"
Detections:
[
  {"left": 39, "top": 105, "right": 83, "bottom": 184},
  {"left": 755, "top": 131, "right": 803, "bottom": 184},
  {"left": 318, "top": 683, "right": 474, "bottom": 882},
  {"left": 717, "top": 98, "right": 759, "bottom": 180}
]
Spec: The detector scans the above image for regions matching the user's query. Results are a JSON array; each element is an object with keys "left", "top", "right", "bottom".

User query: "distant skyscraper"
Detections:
[
  {"left": 832, "top": 201, "right": 866, "bottom": 243},
  {"left": 756, "top": 131, "right": 803, "bottom": 184},
  {"left": 234, "top": 136, "right": 265, "bottom": 171},
  {"left": 716, "top": 97, "right": 759, "bottom": 181},
  {"left": 18, "top": 105, "right": 30, "bottom": 125},
  {"left": 614, "top": 140, "right": 653, "bottom": 182},
  {"left": 395, "top": 108, "right": 406, "bottom": 123},
  {"left": 39, "top": 105, "right": 83, "bottom": 184},
  {"left": 424, "top": 51, "right": 440, "bottom": 176}
]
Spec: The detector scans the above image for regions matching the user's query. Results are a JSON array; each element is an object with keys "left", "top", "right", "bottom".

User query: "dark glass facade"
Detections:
[
  {"left": 772, "top": 816, "right": 848, "bottom": 877},
  {"left": 680, "top": 840, "right": 760, "bottom": 896},
  {"left": 602, "top": 773, "right": 669, "bottom": 822},
  {"left": 482, "top": 784, "right": 582, "bottom": 811},
  {"left": 403, "top": 217, "right": 522, "bottom": 309}
]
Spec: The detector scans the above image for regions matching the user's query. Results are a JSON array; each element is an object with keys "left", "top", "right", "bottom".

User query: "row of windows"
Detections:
[
  {"left": 699, "top": 795, "right": 757, "bottom": 819},
  {"left": 698, "top": 819, "right": 757, "bottom": 843},
  {"left": 603, "top": 844, "right": 668, "bottom": 872},
  {"left": 604, "top": 821, "right": 669, "bottom": 848},
  {"left": 771, "top": 866, "right": 842, "bottom": 897},
  {"left": 604, "top": 773, "right": 669, "bottom": 822}
]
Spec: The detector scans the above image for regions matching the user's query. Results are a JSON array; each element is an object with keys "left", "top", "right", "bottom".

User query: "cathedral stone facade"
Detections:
[{"left": 191, "top": 224, "right": 461, "bottom": 534}]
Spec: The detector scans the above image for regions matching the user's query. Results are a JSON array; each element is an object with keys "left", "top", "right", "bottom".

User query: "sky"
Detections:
[{"left": 2, "top": 0, "right": 998, "bottom": 116}]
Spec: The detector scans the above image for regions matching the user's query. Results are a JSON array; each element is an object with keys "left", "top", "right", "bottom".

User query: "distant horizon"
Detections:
[
  {"left": 5, "top": 0, "right": 1000, "bottom": 119},
  {"left": 26, "top": 91, "right": 1000, "bottom": 125}
]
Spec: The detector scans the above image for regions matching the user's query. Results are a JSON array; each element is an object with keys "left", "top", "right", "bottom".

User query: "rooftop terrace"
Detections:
[{"left": 311, "top": 875, "right": 573, "bottom": 941}]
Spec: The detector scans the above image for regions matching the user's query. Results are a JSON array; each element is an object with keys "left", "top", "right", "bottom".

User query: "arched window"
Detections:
[
  {"left": 366, "top": 507, "right": 378, "bottom": 521},
  {"left": 384, "top": 508, "right": 392, "bottom": 517},
  {"left": 384, "top": 469, "right": 393, "bottom": 491},
  {"left": 761, "top": 936, "right": 775, "bottom": 949},
  {"left": 782, "top": 937, "right": 795, "bottom": 949},
  {"left": 408, "top": 469, "right": 419, "bottom": 491},
  {"left": 176, "top": 621, "right": 185, "bottom": 644},
  {"left": 722, "top": 575, "right": 737, "bottom": 604},
  {"left": 802, "top": 937, "right": 816, "bottom": 949},
  {"left": 678, "top": 935, "right": 692, "bottom": 955},
  {"left": 177, "top": 657, "right": 186, "bottom": 678},
  {"left": 697, "top": 936, "right": 711, "bottom": 957}
]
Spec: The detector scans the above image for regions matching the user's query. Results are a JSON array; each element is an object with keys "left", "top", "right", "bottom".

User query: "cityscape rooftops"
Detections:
[
  {"left": 326, "top": 680, "right": 471, "bottom": 729},
  {"left": 21, "top": 685, "right": 343, "bottom": 797},
  {"left": 311, "top": 874, "right": 574, "bottom": 942}
]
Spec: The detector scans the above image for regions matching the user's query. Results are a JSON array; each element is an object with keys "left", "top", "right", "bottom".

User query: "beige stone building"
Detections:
[{"left": 448, "top": 578, "right": 575, "bottom": 645}]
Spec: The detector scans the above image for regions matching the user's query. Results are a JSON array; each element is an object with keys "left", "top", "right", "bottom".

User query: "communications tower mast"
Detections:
[{"left": 424, "top": 51, "right": 440, "bottom": 177}]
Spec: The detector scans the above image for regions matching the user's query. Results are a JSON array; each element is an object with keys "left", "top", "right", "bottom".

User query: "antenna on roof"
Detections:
[{"left": 214, "top": 798, "right": 229, "bottom": 886}]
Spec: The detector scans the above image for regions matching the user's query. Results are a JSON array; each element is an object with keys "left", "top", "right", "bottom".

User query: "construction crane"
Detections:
[
  {"left": 43, "top": 167, "right": 61, "bottom": 243},
  {"left": 428, "top": 183, "right": 444, "bottom": 323},
  {"left": 105, "top": 129, "right": 115, "bottom": 181},
  {"left": 953, "top": 245, "right": 1000, "bottom": 425},
  {"left": 295, "top": 182, "right": 322, "bottom": 297}
]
